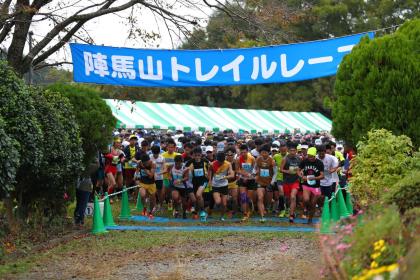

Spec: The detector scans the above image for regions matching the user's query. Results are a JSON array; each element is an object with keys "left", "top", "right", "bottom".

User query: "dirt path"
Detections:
[
  {"left": 114, "top": 237, "right": 321, "bottom": 280},
  {"left": 12, "top": 234, "right": 321, "bottom": 280}
]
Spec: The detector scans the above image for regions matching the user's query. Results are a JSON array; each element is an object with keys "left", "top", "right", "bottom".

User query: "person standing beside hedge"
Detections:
[{"left": 74, "top": 159, "right": 99, "bottom": 229}]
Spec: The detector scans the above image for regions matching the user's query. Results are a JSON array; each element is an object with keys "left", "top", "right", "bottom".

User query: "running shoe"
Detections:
[
  {"left": 220, "top": 216, "right": 225, "bottom": 222},
  {"left": 148, "top": 213, "right": 154, "bottom": 220},
  {"left": 142, "top": 208, "right": 147, "bottom": 216},
  {"left": 199, "top": 211, "right": 207, "bottom": 222},
  {"left": 289, "top": 216, "right": 294, "bottom": 223},
  {"left": 168, "top": 201, "right": 173, "bottom": 211},
  {"left": 192, "top": 213, "right": 199, "bottom": 220},
  {"left": 302, "top": 209, "right": 308, "bottom": 219},
  {"left": 259, "top": 217, "right": 266, "bottom": 223},
  {"left": 278, "top": 210, "right": 286, "bottom": 218},
  {"left": 227, "top": 211, "right": 234, "bottom": 219},
  {"left": 173, "top": 210, "right": 179, "bottom": 218},
  {"left": 182, "top": 211, "right": 187, "bottom": 219},
  {"left": 241, "top": 215, "right": 249, "bottom": 222},
  {"left": 307, "top": 218, "right": 313, "bottom": 225}
]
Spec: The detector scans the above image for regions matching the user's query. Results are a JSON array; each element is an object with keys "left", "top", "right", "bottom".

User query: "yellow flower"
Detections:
[
  {"left": 371, "top": 252, "right": 381, "bottom": 259},
  {"left": 370, "top": 261, "right": 379, "bottom": 269},
  {"left": 375, "top": 266, "right": 387, "bottom": 274},
  {"left": 373, "top": 239, "right": 385, "bottom": 250},
  {"left": 380, "top": 246, "right": 386, "bottom": 252},
  {"left": 387, "top": 263, "right": 399, "bottom": 272}
]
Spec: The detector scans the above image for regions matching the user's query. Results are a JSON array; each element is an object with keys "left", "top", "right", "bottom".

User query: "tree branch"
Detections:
[
  {"left": 27, "top": 0, "right": 140, "bottom": 65},
  {"left": 33, "top": 61, "right": 72, "bottom": 70}
]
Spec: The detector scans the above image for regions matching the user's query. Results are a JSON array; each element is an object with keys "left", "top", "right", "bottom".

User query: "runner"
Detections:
[
  {"left": 298, "top": 147, "right": 324, "bottom": 224},
  {"left": 182, "top": 142, "right": 193, "bottom": 162},
  {"left": 236, "top": 144, "right": 256, "bottom": 221},
  {"left": 187, "top": 147, "right": 210, "bottom": 219},
  {"left": 225, "top": 147, "right": 238, "bottom": 218},
  {"left": 317, "top": 145, "right": 339, "bottom": 200},
  {"left": 205, "top": 146, "right": 214, "bottom": 162},
  {"left": 208, "top": 151, "right": 235, "bottom": 221},
  {"left": 280, "top": 142, "right": 301, "bottom": 223},
  {"left": 123, "top": 135, "right": 141, "bottom": 188},
  {"left": 104, "top": 138, "right": 125, "bottom": 201},
  {"left": 138, "top": 154, "right": 157, "bottom": 218},
  {"left": 255, "top": 144, "right": 277, "bottom": 222},
  {"left": 162, "top": 139, "right": 180, "bottom": 210},
  {"left": 150, "top": 145, "right": 165, "bottom": 211},
  {"left": 251, "top": 138, "right": 263, "bottom": 158},
  {"left": 273, "top": 143, "right": 288, "bottom": 217},
  {"left": 170, "top": 155, "right": 191, "bottom": 219}
]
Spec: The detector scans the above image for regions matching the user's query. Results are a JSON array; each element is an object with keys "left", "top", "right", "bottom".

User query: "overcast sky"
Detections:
[{"left": 10, "top": 1, "right": 217, "bottom": 71}]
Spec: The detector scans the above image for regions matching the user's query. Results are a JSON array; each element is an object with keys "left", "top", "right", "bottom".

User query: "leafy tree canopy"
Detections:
[{"left": 332, "top": 19, "right": 420, "bottom": 146}]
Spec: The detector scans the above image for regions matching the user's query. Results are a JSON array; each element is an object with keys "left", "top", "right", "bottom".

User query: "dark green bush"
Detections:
[
  {"left": 332, "top": 19, "right": 420, "bottom": 147},
  {"left": 387, "top": 170, "right": 420, "bottom": 213},
  {"left": 47, "top": 84, "right": 116, "bottom": 168}
]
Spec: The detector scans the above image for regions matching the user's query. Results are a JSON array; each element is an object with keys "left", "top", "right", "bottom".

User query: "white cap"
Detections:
[
  {"left": 337, "top": 144, "right": 344, "bottom": 150},
  {"left": 205, "top": 146, "right": 214, "bottom": 152},
  {"left": 176, "top": 141, "right": 183, "bottom": 148},
  {"left": 122, "top": 140, "right": 130, "bottom": 147},
  {"left": 272, "top": 140, "right": 280, "bottom": 147},
  {"left": 315, "top": 139, "right": 322, "bottom": 145},
  {"left": 301, "top": 144, "right": 309, "bottom": 150}
]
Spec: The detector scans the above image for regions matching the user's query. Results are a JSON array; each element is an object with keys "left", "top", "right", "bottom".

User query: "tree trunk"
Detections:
[
  {"left": 3, "top": 197, "right": 18, "bottom": 234},
  {"left": 6, "top": 0, "right": 33, "bottom": 76}
]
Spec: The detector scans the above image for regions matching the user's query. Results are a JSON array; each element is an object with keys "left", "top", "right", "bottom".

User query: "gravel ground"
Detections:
[
  {"left": 113, "top": 237, "right": 321, "bottom": 280},
  {"left": 12, "top": 235, "right": 321, "bottom": 280}
]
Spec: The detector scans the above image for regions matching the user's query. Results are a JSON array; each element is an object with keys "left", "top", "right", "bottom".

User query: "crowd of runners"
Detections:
[{"left": 95, "top": 129, "right": 354, "bottom": 224}]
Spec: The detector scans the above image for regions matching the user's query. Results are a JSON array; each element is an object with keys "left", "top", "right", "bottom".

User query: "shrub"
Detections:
[
  {"left": 46, "top": 84, "right": 116, "bottom": 168},
  {"left": 387, "top": 170, "right": 420, "bottom": 214},
  {"left": 332, "top": 19, "right": 420, "bottom": 147},
  {"left": 342, "top": 206, "right": 407, "bottom": 278},
  {"left": 0, "top": 61, "right": 43, "bottom": 199},
  {"left": 350, "top": 129, "right": 416, "bottom": 206},
  {"left": 0, "top": 118, "right": 20, "bottom": 197},
  {"left": 26, "top": 89, "right": 83, "bottom": 217}
]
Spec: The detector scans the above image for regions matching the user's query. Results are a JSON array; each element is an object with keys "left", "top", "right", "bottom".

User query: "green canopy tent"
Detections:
[{"left": 105, "top": 99, "right": 332, "bottom": 133}]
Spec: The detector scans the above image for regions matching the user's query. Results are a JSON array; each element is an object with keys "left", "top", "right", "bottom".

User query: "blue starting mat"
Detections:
[
  {"left": 130, "top": 215, "right": 319, "bottom": 224},
  {"left": 106, "top": 225, "right": 316, "bottom": 232}
]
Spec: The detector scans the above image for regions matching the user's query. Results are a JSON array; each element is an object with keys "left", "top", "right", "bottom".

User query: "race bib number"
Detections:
[
  {"left": 214, "top": 174, "right": 225, "bottom": 181},
  {"left": 130, "top": 161, "right": 137, "bottom": 168},
  {"left": 242, "top": 163, "right": 252, "bottom": 172},
  {"left": 260, "top": 168, "right": 270, "bottom": 177},
  {"left": 289, "top": 166, "right": 298, "bottom": 174},
  {"left": 194, "top": 168, "right": 204, "bottom": 177},
  {"left": 140, "top": 170, "right": 148, "bottom": 177},
  {"left": 112, "top": 156, "right": 119, "bottom": 164}
]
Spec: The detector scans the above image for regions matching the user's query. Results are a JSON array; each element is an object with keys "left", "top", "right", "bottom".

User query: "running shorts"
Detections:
[
  {"left": 321, "top": 184, "right": 333, "bottom": 198},
  {"left": 172, "top": 186, "right": 193, "bottom": 197},
  {"left": 283, "top": 181, "right": 300, "bottom": 197},
  {"left": 105, "top": 165, "right": 117, "bottom": 176},
  {"left": 140, "top": 182, "right": 157, "bottom": 195},
  {"left": 237, "top": 178, "right": 257, "bottom": 190},
  {"left": 228, "top": 181, "right": 238, "bottom": 190},
  {"left": 212, "top": 186, "right": 228, "bottom": 195},
  {"left": 163, "top": 178, "right": 171, "bottom": 189},
  {"left": 302, "top": 185, "right": 321, "bottom": 196},
  {"left": 155, "top": 180, "right": 163, "bottom": 191}
]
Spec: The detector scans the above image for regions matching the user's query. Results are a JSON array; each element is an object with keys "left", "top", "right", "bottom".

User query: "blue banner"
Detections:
[{"left": 70, "top": 33, "right": 373, "bottom": 87}]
